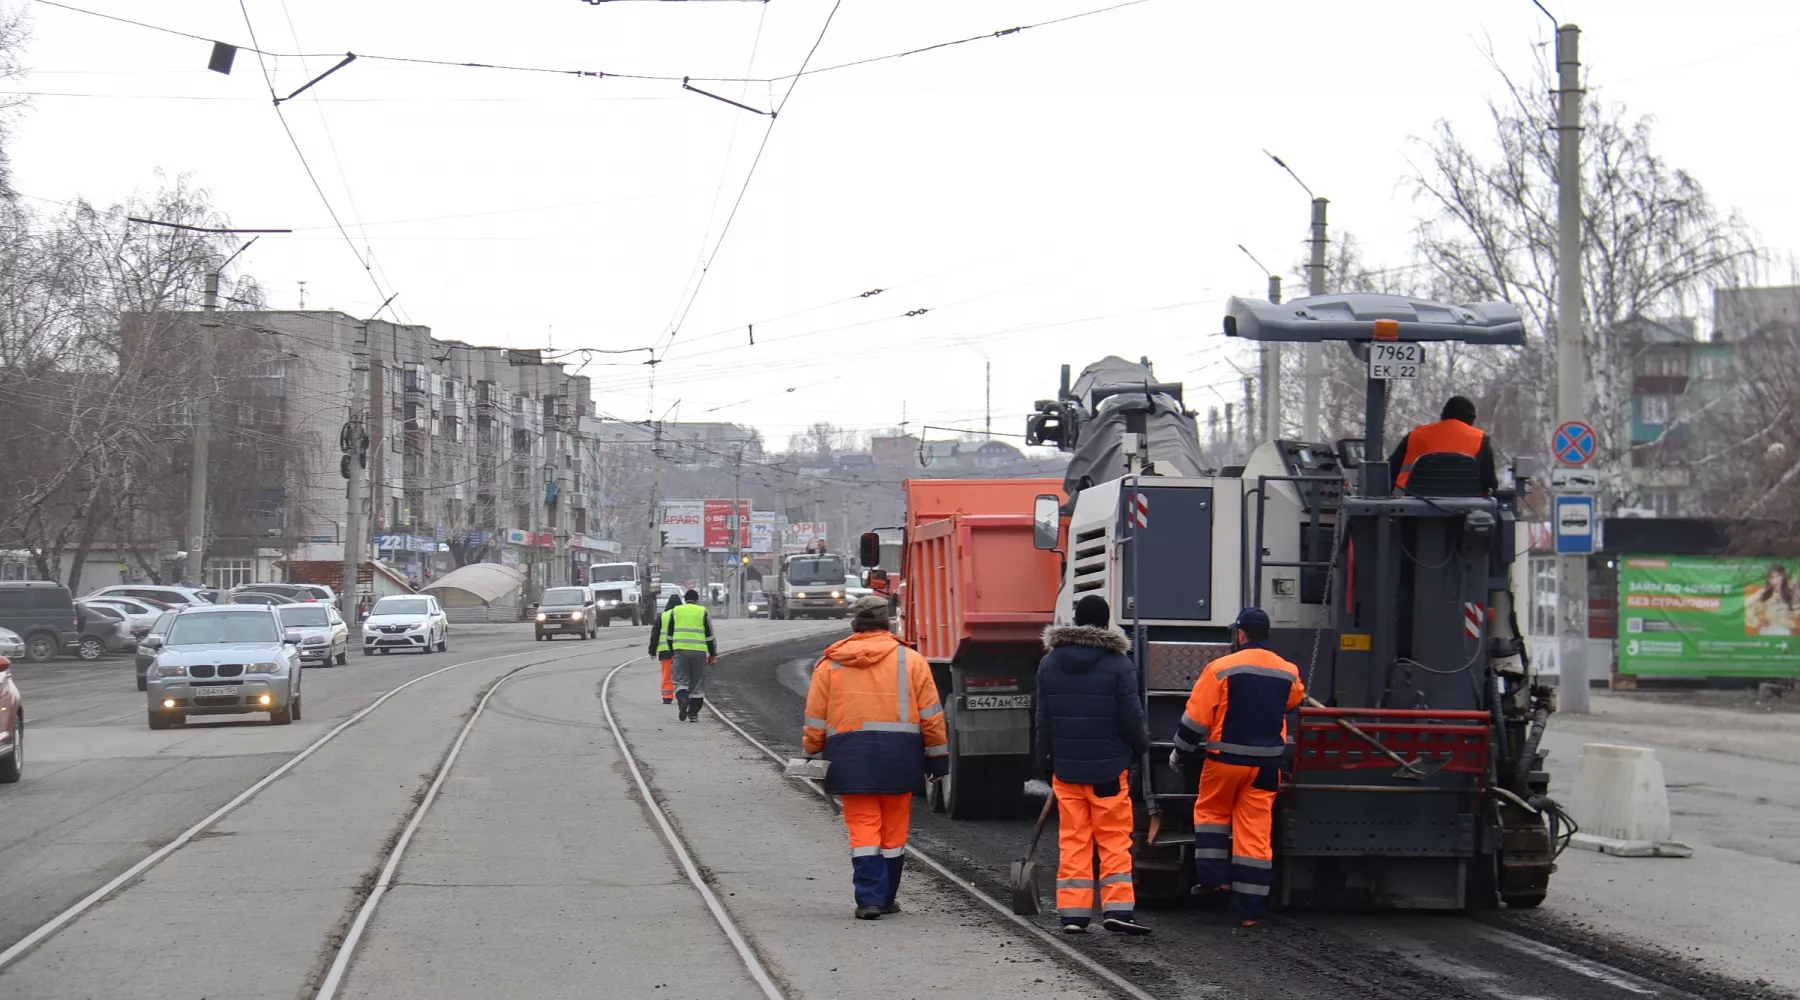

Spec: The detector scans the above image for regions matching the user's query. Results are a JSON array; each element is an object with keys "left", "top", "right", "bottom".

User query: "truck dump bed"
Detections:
[{"left": 901, "top": 479, "right": 1065, "bottom": 665}]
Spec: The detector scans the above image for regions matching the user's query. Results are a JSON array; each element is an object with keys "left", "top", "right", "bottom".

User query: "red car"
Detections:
[{"left": 0, "top": 655, "right": 21, "bottom": 784}]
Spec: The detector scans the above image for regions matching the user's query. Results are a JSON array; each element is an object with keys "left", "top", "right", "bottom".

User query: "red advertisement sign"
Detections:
[{"left": 702, "top": 499, "right": 752, "bottom": 550}]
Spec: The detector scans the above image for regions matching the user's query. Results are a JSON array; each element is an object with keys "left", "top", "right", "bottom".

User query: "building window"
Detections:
[
  {"left": 1696, "top": 352, "right": 1730, "bottom": 379},
  {"left": 254, "top": 449, "right": 277, "bottom": 471},
  {"left": 1639, "top": 395, "right": 1673, "bottom": 425},
  {"left": 205, "top": 558, "right": 256, "bottom": 590},
  {"left": 1646, "top": 490, "right": 1682, "bottom": 516}
]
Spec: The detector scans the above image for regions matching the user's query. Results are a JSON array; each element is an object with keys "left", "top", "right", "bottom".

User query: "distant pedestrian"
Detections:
[
  {"left": 1036, "top": 595, "right": 1152, "bottom": 935},
  {"left": 803, "top": 595, "right": 948, "bottom": 920},
  {"left": 666, "top": 589, "right": 716, "bottom": 721},
  {"left": 648, "top": 592, "right": 683, "bottom": 705}
]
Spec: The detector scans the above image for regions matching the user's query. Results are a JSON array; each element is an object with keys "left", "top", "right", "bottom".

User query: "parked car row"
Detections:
[{"left": 0, "top": 580, "right": 350, "bottom": 665}]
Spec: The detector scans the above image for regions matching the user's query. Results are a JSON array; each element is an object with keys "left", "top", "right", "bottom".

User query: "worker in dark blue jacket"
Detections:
[{"left": 1035, "top": 595, "right": 1152, "bottom": 935}]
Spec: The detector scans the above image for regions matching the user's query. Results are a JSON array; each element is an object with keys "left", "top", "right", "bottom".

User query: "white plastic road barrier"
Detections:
[{"left": 1567, "top": 743, "right": 1694, "bottom": 858}]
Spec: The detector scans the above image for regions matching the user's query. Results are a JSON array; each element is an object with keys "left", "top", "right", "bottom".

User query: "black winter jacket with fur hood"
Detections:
[{"left": 1035, "top": 624, "right": 1150, "bottom": 786}]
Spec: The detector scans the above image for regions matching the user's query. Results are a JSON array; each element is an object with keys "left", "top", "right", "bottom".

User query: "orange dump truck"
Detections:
[{"left": 875, "top": 478, "right": 1065, "bottom": 820}]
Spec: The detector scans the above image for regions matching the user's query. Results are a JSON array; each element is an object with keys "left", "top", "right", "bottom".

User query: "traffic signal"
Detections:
[
  {"left": 739, "top": 554, "right": 750, "bottom": 566},
  {"left": 659, "top": 530, "right": 669, "bottom": 547}
]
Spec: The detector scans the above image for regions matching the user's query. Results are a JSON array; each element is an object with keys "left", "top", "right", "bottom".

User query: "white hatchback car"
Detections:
[{"left": 361, "top": 595, "right": 450, "bottom": 655}]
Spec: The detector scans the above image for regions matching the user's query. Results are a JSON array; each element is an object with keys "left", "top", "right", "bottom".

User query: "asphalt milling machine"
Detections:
[{"left": 866, "top": 292, "right": 1570, "bottom": 912}]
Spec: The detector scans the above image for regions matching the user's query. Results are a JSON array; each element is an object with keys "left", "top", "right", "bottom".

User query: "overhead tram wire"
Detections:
[
  {"left": 238, "top": 0, "right": 395, "bottom": 315},
  {"left": 659, "top": 0, "right": 773, "bottom": 347},
  {"left": 33, "top": 0, "right": 1158, "bottom": 90},
  {"left": 657, "top": 0, "right": 845, "bottom": 358}
]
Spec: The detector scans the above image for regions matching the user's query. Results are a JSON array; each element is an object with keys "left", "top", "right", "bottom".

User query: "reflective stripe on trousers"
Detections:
[
  {"left": 1053, "top": 770, "right": 1136, "bottom": 923},
  {"left": 842, "top": 792, "right": 912, "bottom": 908},
  {"left": 1191, "top": 759, "right": 1276, "bottom": 921}
]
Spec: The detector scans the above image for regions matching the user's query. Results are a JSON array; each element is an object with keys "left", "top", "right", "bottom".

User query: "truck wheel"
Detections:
[
  {"left": 1133, "top": 863, "right": 1193, "bottom": 906},
  {"left": 943, "top": 737, "right": 1028, "bottom": 820},
  {"left": 598, "top": 615, "right": 610, "bottom": 628}
]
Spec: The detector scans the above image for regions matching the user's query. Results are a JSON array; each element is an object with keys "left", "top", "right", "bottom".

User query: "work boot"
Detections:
[
  {"left": 879, "top": 900, "right": 901, "bottom": 915},
  {"left": 686, "top": 697, "right": 704, "bottom": 722},
  {"left": 1102, "top": 915, "right": 1153, "bottom": 936},
  {"left": 662, "top": 697, "right": 673, "bottom": 705},
  {"left": 1060, "top": 920, "right": 1088, "bottom": 934},
  {"left": 854, "top": 905, "right": 883, "bottom": 920},
  {"left": 676, "top": 692, "right": 690, "bottom": 721}
]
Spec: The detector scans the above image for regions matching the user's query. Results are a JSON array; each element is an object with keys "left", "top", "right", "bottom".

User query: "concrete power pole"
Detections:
[
  {"left": 341, "top": 326, "right": 369, "bottom": 624},
  {"left": 1301, "top": 197, "right": 1329, "bottom": 441},
  {"left": 1263, "top": 273, "right": 1283, "bottom": 442},
  {"left": 729, "top": 445, "right": 743, "bottom": 620},
  {"left": 185, "top": 273, "right": 220, "bottom": 587},
  {"left": 1555, "top": 23, "right": 1591, "bottom": 713},
  {"left": 649, "top": 420, "right": 665, "bottom": 609}
]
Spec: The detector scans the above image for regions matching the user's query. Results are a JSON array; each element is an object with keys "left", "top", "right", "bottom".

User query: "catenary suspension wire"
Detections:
[{"left": 658, "top": 0, "right": 843, "bottom": 355}]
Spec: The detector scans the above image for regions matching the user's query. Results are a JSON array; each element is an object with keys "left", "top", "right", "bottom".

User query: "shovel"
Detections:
[
  {"left": 1009, "top": 788, "right": 1057, "bottom": 916},
  {"left": 1304, "top": 696, "right": 1447, "bottom": 780}
]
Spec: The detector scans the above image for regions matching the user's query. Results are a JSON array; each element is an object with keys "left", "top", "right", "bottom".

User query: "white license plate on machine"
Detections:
[
  {"left": 964, "top": 694, "right": 1031, "bottom": 710},
  {"left": 193, "top": 685, "right": 240, "bottom": 699},
  {"left": 1367, "top": 341, "right": 1424, "bottom": 380}
]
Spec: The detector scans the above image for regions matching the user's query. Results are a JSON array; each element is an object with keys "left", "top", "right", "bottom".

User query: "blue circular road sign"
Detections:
[{"left": 1553, "top": 420, "right": 1597, "bottom": 467}]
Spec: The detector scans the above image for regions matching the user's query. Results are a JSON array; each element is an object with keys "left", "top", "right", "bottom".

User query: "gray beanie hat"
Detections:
[{"left": 851, "top": 594, "right": 891, "bottom": 631}]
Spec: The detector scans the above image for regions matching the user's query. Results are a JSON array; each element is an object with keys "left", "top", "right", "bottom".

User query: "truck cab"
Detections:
[
  {"left": 771, "top": 552, "right": 851, "bottom": 620},
  {"left": 584, "top": 561, "right": 642, "bottom": 627}
]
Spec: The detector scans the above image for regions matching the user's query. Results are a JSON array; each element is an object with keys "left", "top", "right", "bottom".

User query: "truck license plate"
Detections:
[{"left": 965, "top": 694, "right": 1031, "bottom": 710}]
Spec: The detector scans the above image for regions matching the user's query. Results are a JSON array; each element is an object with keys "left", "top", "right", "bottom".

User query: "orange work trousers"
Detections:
[
  {"left": 1192, "top": 759, "right": 1276, "bottom": 919},
  {"left": 659, "top": 655, "right": 675, "bottom": 702},
  {"left": 1052, "top": 772, "right": 1135, "bottom": 924},
  {"left": 842, "top": 792, "right": 911, "bottom": 907}
]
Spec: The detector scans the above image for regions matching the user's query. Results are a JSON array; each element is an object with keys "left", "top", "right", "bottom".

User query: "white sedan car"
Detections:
[{"left": 361, "top": 595, "right": 450, "bottom": 655}]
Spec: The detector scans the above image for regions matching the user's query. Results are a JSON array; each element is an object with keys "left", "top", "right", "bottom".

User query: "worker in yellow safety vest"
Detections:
[{"left": 665, "top": 590, "right": 717, "bottom": 722}]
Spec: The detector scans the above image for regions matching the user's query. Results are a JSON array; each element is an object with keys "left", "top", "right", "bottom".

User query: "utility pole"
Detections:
[
  {"left": 1265, "top": 274, "right": 1283, "bottom": 441},
  {"left": 341, "top": 324, "right": 369, "bottom": 624},
  {"left": 649, "top": 419, "right": 665, "bottom": 605},
  {"left": 985, "top": 360, "right": 992, "bottom": 439},
  {"left": 1302, "top": 196, "right": 1329, "bottom": 441},
  {"left": 125, "top": 219, "right": 285, "bottom": 586},
  {"left": 185, "top": 272, "right": 219, "bottom": 588},
  {"left": 1242, "top": 377, "right": 1256, "bottom": 459},
  {"left": 730, "top": 444, "right": 744, "bottom": 619},
  {"left": 1554, "top": 23, "right": 1590, "bottom": 713}
]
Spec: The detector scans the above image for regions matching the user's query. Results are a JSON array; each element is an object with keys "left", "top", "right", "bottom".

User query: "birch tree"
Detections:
[{"left": 1403, "top": 47, "right": 1757, "bottom": 491}]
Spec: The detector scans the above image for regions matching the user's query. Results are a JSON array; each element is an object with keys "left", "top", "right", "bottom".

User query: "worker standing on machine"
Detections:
[
  {"left": 647, "top": 592, "right": 682, "bottom": 705},
  {"left": 802, "top": 595, "right": 949, "bottom": 920},
  {"left": 1389, "top": 395, "right": 1499, "bottom": 493},
  {"left": 1169, "top": 607, "right": 1304, "bottom": 926},
  {"left": 1036, "top": 595, "right": 1153, "bottom": 935},
  {"left": 668, "top": 589, "right": 717, "bottom": 722}
]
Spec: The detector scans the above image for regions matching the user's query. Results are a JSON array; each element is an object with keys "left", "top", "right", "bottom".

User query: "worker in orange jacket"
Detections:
[
  {"left": 646, "top": 593, "right": 682, "bottom": 704},
  {"left": 1389, "top": 395, "right": 1498, "bottom": 493},
  {"left": 1169, "top": 607, "right": 1304, "bottom": 925},
  {"left": 803, "top": 595, "right": 949, "bottom": 920}
]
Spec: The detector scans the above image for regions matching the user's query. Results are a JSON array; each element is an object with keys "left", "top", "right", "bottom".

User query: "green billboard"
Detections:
[{"left": 1618, "top": 555, "right": 1800, "bottom": 677}]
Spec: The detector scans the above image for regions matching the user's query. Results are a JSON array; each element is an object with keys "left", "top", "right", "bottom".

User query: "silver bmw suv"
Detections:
[{"left": 142, "top": 605, "right": 304, "bottom": 730}]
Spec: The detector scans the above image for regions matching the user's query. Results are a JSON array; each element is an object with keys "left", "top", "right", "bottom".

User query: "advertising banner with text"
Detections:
[
  {"left": 660, "top": 500, "right": 704, "bottom": 549},
  {"left": 1618, "top": 555, "right": 1800, "bottom": 677},
  {"left": 703, "top": 499, "right": 752, "bottom": 550}
]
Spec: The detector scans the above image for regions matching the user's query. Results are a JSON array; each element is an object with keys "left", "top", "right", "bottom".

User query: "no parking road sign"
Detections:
[{"left": 1553, "top": 421, "right": 1597, "bottom": 467}]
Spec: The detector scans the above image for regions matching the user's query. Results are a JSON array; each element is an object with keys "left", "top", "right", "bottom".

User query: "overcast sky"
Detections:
[{"left": 8, "top": 0, "right": 1795, "bottom": 446}]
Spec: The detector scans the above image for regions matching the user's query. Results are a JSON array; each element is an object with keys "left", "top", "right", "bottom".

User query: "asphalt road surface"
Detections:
[{"left": 708, "top": 634, "right": 1792, "bottom": 1000}]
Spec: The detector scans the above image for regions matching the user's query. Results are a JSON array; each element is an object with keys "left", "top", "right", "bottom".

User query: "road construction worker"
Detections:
[
  {"left": 1389, "top": 395, "right": 1498, "bottom": 493},
  {"left": 666, "top": 589, "right": 716, "bottom": 722},
  {"left": 1169, "top": 607, "right": 1304, "bottom": 926},
  {"left": 802, "top": 595, "right": 948, "bottom": 920},
  {"left": 1035, "top": 595, "right": 1152, "bottom": 936},
  {"left": 648, "top": 593, "right": 683, "bottom": 705}
]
